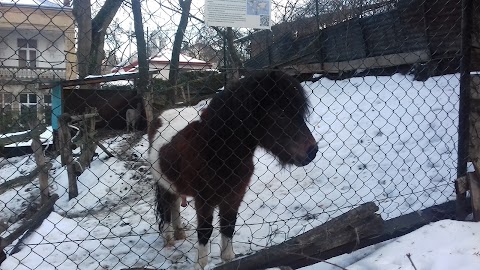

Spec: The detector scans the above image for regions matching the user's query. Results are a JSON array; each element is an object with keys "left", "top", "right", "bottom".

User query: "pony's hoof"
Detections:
[
  {"left": 174, "top": 229, "right": 186, "bottom": 240},
  {"left": 221, "top": 249, "right": 235, "bottom": 262},
  {"left": 194, "top": 262, "right": 205, "bottom": 270},
  {"left": 196, "top": 244, "right": 209, "bottom": 269},
  {"left": 163, "top": 238, "right": 176, "bottom": 247}
]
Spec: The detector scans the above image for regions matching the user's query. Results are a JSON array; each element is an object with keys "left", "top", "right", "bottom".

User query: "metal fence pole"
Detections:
[{"left": 456, "top": 0, "right": 473, "bottom": 220}]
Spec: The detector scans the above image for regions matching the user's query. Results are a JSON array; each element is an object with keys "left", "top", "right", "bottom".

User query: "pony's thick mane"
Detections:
[{"left": 201, "top": 71, "right": 310, "bottom": 135}]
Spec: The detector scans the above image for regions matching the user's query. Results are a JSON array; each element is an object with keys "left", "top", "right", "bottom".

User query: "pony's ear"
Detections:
[{"left": 269, "top": 69, "right": 281, "bottom": 80}]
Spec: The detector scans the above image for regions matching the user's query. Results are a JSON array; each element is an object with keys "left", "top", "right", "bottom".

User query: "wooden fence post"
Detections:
[
  {"left": 58, "top": 113, "right": 78, "bottom": 199},
  {"left": 28, "top": 118, "right": 50, "bottom": 205},
  {"left": 74, "top": 107, "right": 97, "bottom": 175}
]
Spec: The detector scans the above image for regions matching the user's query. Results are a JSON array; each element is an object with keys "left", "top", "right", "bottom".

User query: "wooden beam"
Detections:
[
  {"left": 39, "top": 69, "right": 163, "bottom": 89},
  {"left": 0, "top": 164, "right": 52, "bottom": 196},
  {"left": 0, "top": 194, "right": 58, "bottom": 259},
  {"left": 70, "top": 112, "right": 99, "bottom": 122},
  {"left": 283, "top": 50, "right": 431, "bottom": 74}
]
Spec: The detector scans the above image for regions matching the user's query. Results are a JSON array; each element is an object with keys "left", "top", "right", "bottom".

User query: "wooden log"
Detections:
[
  {"left": 213, "top": 202, "right": 383, "bottom": 270},
  {"left": 0, "top": 164, "right": 52, "bottom": 196},
  {"left": 73, "top": 107, "right": 97, "bottom": 175},
  {"left": 289, "top": 199, "right": 467, "bottom": 269},
  {"left": 95, "top": 139, "right": 114, "bottom": 158},
  {"left": 70, "top": 112, "right": 98, "bottom": 122},
  {"left": 58, "top": 114, "right": 78, "bottom": 199},
  {"left": 0, "top": 193, "right": 58, "bottom": 262}
]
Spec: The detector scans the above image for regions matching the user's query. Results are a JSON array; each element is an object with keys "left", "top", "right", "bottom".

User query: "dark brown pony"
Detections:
[{"left": 148, "top": 71, "right": 318, "bottom": 269}]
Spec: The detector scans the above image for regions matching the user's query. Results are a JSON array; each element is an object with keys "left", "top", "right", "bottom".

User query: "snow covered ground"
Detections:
[
  {"left": 301, "top": 220, "right": 480, "bottom": 270},
  {"left": 0, "top": 73, "right": 465, "bottom": 269}
]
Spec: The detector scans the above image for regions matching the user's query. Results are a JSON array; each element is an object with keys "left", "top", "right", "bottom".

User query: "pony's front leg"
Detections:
[
  {"left": 195, "top": 198, "right": 214, "bottom": 270},
  {"left": 219, "top": 200, "right": 240, "bottom": 262}
]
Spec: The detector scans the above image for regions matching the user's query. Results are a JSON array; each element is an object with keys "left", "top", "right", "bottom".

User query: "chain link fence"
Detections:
[{"left": 0, "top": 0, "right": 477, "bottom": 269}]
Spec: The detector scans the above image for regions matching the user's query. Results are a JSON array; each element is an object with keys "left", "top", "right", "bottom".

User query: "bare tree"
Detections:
[
  {"left": 167, "top": 0, "right": 193, "bottom": 105},
  {"left": 73, "top": 0, "right": 125, "bottom": 78}
]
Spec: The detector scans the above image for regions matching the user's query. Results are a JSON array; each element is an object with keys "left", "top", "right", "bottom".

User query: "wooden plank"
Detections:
[
  {"left": 283, "top": 50, "right": 431, "bottom": 74},
  {"left": 213, "top": 202, "right": 383, "bottom": 270},
  {"left": 0, "top": 164, "right": 52, "bottom": 196},
  {"left": 0, "top": 194, "right": 58, "bottom": 258},
  {"left": 70, "top": 112, "right": 99, "bottom": 122},
  {"left": 287, "top": 199, "right": 465, "bottom": 269}
]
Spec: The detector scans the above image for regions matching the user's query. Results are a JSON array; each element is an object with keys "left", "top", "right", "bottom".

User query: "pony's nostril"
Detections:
[
  {"left": 307, "top": 145, "right": 318, "bottom": 161},
  {"left": 300, "top": 145, "right": 318, "bottom": 166}
]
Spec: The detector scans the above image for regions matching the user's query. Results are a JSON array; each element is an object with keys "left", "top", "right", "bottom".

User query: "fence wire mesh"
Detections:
[{"left": 0, "top": 0, "right": 477, "bottom": 269}]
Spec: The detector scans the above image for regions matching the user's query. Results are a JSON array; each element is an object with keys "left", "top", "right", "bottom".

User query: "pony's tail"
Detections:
[
  {"left": 154, "top": 181, "right": 164, "bottom": 226},
  {"left": 148, "top": 117, "right": 163, "bottom": 147}
]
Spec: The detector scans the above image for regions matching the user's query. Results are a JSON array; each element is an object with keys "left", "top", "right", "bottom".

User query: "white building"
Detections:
[{"left": 0, "top": 0, "right": 76, "bottom": 130}]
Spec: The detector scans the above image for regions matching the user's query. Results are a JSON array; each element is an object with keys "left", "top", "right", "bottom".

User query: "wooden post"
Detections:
[
  {"left": 28, "top": 118, "right": 50, "bottom": 205},
  {"left": 74, "top": 107, "right": 98, "bottom": 175},
  {"left": 468, "top": 171, "right": 480, "bottom": 221},
  {"left": 58, "top": 113, "right": 78, "bottom": 199},
  {"left": 143, "top": 91, "right": 154, "bottom": 130}
]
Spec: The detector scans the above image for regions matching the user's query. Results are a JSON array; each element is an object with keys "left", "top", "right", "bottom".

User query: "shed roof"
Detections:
[{"left": 112, "top": 50, "right": 212, "bottom": 73}]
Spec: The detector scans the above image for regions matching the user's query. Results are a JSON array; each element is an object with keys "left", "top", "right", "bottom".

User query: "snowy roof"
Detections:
[
  {"left": 0, "top": 0, "right": 67, "bottom": 10},
  {"left": 112, "top": 50, "right": 212, "bottom": 73},
  {"left": 150, "top": 50, "right": 209, "bottom": 64}
]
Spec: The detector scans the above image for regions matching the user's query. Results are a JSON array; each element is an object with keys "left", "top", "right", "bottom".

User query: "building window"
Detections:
[
  {"left": 0, "top": 92, "right": 13, "bottom": 112},
  {"left": 20, "top": 93, "right": 37, "bottom": 114},
  {"left": 18, "top": 39, "right": 37, "bottom": 68},
  {"left": 42, "top": 94, "right": 52, "bottom": 124}
]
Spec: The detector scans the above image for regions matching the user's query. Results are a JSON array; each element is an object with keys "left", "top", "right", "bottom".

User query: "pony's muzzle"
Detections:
[{"left": 301, "top": 145, "right": 318, "bottom": 166}]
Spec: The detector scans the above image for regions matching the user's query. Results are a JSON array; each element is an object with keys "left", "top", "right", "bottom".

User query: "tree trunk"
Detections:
[
  {"left": 132, "top": 0, "right": 149, "bottom": 95},
  {"left": 167, "top": 0, "right": 192, "bottom": 105},
  {"left": 73, "top": 0, "right": 124, "bottom": 78},
  {"left": 226, "top": 27, "right": 242, "bottom": 82},
  {"left": 72, "top": 0, "right": 92, "bottom": 78}
]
